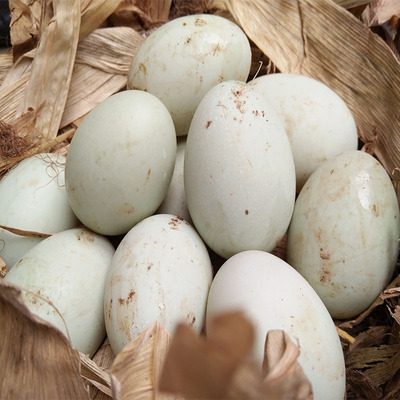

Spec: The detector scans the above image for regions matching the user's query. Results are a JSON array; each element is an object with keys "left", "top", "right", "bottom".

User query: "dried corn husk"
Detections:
[
  {"left": 110, "top": 321, "right": 178, "bottom": 400},
  {"left": 0, "top": 279, "right": 89, "bottom": 399},
  {"left": 159, "top": 312, "right": 313, "bottom": 399},
  {"left": 15, "top": 0, "right": 80, "bottom": 140}
]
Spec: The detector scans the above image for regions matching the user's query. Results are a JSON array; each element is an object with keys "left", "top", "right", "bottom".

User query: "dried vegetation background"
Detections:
[{"left": 1, "top": 0, "right": 400, "bottom": 399}]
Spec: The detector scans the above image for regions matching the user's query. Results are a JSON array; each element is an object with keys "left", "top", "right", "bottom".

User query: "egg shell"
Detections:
[
  {"left": 184, "top": 80, "right": 296, "bottom": 259},
  {"left": 156, "top": 137, "right": 192, "bottom": 223},
  {"left": 128, "top": 14, "right": 251, "bottom": 136},
  {"left": 4, "top": 227, "right": 115, "bottom": 357},
  {"left": 104, "top": 213, "right": 213, "bottom": 355},
  {"left": 65, "top": 90, "right": 177, "bottom": 236},
  {"left": 287, "top": 150, "right": 400, "bottom": 319},
  {"left": 0, "top": 153, "right": 79, "bottom": 268},
  {"left": 206, "top": 250, "right": 346, "bottom": 400},
  {"left": 249, "top": 73, "right": 358, "bottom": 192}
]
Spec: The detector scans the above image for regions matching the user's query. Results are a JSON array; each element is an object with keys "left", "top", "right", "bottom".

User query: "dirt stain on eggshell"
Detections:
[
  {"left": 117, "top": 202, "right": 135, "bottom": 215},
  {"left": 144, "top": 168, "right": 151, "bottom": 185},
  {"left": 186, "top": 312, "right": 196, "bottom": 327},
  {"left": 194, "top": 18, "right": 206, "bottom": 26},
  {"left": 212, "top": 43, "right": 222, "bottom": 55},
  {"left": 231, "top": 88, "right": 247, "bottom": 114},
  {"left": 168, "top": 216, "right": 183, "bottom": 231},
  {"left": 76, "top": 229, "right": 95, "bottom": 243},
  {"left": 126, "top": 290, "right": 136, "bottom": 304},
  {"left": 139, "top": 63, "right": 147, "bottom": 75}
]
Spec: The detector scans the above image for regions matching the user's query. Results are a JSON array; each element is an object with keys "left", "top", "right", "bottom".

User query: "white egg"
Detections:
[
  {"left": 206, "top": 250, "right": 346, "bottom": 400},
  {"left": 287, "top": 150, "right": 400, "bottom": 319},
  {"left": 4, "top": 227, "right": 115, "bottom": 357},
  {"left": 156, "top": 137, "right": 192, "bottom": 223},
  {"left": 104, "top": 213, "right": 213, "bottom": 355},
  {"left": 65, "top": 90, "right": 177, "bottom": 236},
  {"left": 0, "top": 153, "right": 79, "bottom": 268},
  {"left": 184, "top": 80, "right": 296, "bottom": 259},
  {"left": 249, "top": 73, "right": 358, "bottom": 192},
  {"left": 128, "top": 14, "right": 252, "bottom": 136}
]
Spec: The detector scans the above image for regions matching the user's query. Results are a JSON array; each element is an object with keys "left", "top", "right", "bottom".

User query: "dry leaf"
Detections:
[
  {"left": 79, "top": 0, "right": 122, "bottom": 40},
  {"left": 159, "top": 312, "right": 254, "bottom": 399},
  {"left": 346, "top": 369, "right": 383, "bottom": 400},
  {"left": 261, "top": 330, "right": 313, "bottom": 400},
  {"left": 110, "top": 321, "right": 177, "bottom": 400},
  {"left": 346, "top": 344, "right": 400, "bottom": 386},
  {"left": 362, "top": 0, "right": 400, "bottom": 26},
  {"left": 110, "top": 0, "right": 172, "bottom": 32},
  {"left": 0, "top": 224, "right": 52, "bottom": 238},
  {"left": 160, "top": 312, "right": 312, "bottom": 399},
  {"left": 80, "top": 349, "right": 113, "bottom": 399},
  {"left": 209, "top": 0, "right": 400, "bottom": 186},
  {"left": 15, "top": 0, "right": 80, "bottom": 140},
  {"left": 335, "top": 0, "right": 371, "bottom": 8},
  {"left": 60, "top": 26, "right": 144, "bottom": 128},
  {"left": 0, "top": 279, "right": 89, "bottom": 399},
  {"left": 0, "top": 51, "right": 13, "bottom": 85},
  {"left": 9, "top": 0, "right": 41, "bottom": 59},
  {"left": 85, "top": 338, "right": 116, "bottom": 400}
]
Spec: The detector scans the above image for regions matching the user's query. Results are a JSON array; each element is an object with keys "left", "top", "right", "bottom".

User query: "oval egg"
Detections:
[
  {"left": 128, "top": 14, "right": 252, "bottom": 136},
  {"left": 249, "top": 73, "right": 358, "bottom": 192},
  {"left": 4, "top": 227, "right": 115, "bottom": 357},
  {"left": 156, "top": 137, "right": 192, "bottom": 223},
  {"left": 287, "top": 150, "right": 400, "bottom": 319},
  {"left": 0, "top": 153, "right": 79, "bottom": 269},
  {"left": 104, "top": 213, "right": 213, "bottom": 355},
  {"left": 65, "top": 90, "right": 176, "bottom": 236},
  {"left": 206, "top": 250, "right": 346, "bottom": 400},
  {"left": 184, "top": 80, "right": 296, "bottom": 259}
]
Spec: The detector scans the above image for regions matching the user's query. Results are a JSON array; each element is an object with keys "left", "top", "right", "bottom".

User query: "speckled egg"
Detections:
[
  {"left": 206, "top": 250, "right": 346, "bottom": 400},
  {"left": 128, "top": 14, "right": 251, "bottom": 136},
  {"left": 104, "top": 213, "right": 213, "bottom": 355},
  {"left": 184, "top": 80, "right": 296, "bottom": 259},
  {"left": 287, "top": 150, "right": 400, "bottom": 319}
]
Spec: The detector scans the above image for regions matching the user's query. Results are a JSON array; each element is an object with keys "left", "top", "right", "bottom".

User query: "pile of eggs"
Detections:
[{"left": 2, "top": 13, "right": 399, "bottom": 400}]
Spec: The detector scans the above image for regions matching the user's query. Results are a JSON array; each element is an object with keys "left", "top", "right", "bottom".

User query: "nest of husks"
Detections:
[{"left": 0, "top": 0, "right": 400, "bottom": 399}]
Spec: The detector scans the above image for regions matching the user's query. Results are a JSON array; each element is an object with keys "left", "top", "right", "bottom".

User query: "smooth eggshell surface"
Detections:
[
  {"left": 104, "top": 213, "right": 213, "bottom": 355},
  {"left": 128, "top": 14, "right": 251, "bottom": 136},
  {"left": 65, "top": 90, "right": 176, "bottom": 236},
  {"left": 249, "top": 73, "right": 358, "bottom": 192},
  {"left": 156, "top": 137, "right": 192, "bottom": 223},
  {"left": 0, "top": 153, "right": 79, "bottom": 268},
  {"left": 287, "top": 150, "right": 400, "bottom": 319},
  {"left": 4, "top": 227, "right": 115, "bottom": 357},
  {"left": 184, "top": 80, "right": 296, "bottom": 259},
  {"left": 206, "top": 250, "right": 346, "bottom": 400}
]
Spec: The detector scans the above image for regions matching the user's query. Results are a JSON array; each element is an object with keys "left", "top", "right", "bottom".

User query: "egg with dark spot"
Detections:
[
  {"left": 287, "top": 150, "right": 400, "bottom": 319},
  {"left": 206, "top": 250, "right": 346, "bottom": 400},
  {"left": 184, "top": 80, "right": 296, "bottom": 259},
  {"left": 104, "top": 213, "right": 213, "bottom": 355}
]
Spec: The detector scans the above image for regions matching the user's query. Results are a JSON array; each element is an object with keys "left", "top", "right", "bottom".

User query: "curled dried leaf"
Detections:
[
  {"left": 0, "top": 279, "right": 89, "bottom": 399},
  {"left": 160, "top": 312, "right": 312, "bottom": 399},
  {"left": 111, "top": 321, "right": 177, "bottom": 400},
  {"left": 159, "top": 312, "right": 254, "bottom": 399}
]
